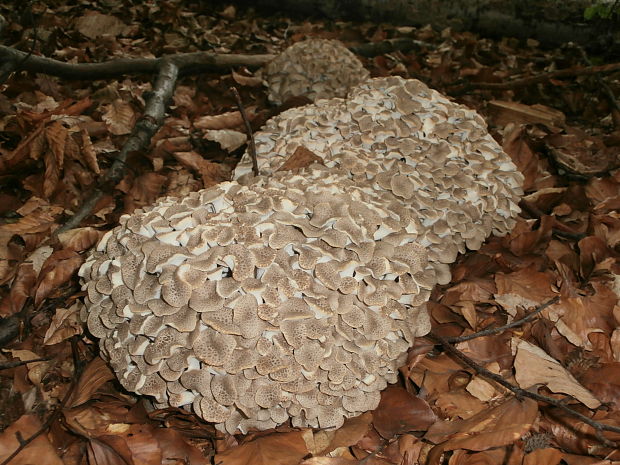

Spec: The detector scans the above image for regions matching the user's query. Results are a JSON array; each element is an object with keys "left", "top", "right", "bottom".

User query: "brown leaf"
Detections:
[
  {"left": 319, "top": 412, "right": 373, "bottom": 455},
  {"left": 502, "top": 125, "right": 540, "bottom": 192},
  {"left": 121, "top": 172, "right": 167, "bottom": 213},
  {"left": 0, "top": 415, "right": 64, "bottom": 465},
  {"left": 0, "top": 262, "right": 36, "bottom": 317},
  {"left": 102, "top": 99, "right": 136, "bottom": 135},
  {"left": 67, "top": 357, "right": 115, "bottom": 408},
  {"left": 57, "top": 227, "right": 102, "bottom": 252},
  {"left": 204, "top": 129, "right": 247, "bottom": 152},
  {"left": 80, "top": 128, "right": 101, "bottom": 173},
  {"left": 217, "top": 431, "right": 309, "bottom": 465},
  {"left": 300, "top": 459, "right": 358, "bottom": 465},
  {"left": 173, "top": 151, "right": 230, "bottom": 188},
  {"left": 425, "top": 396, "right": 538, "bottom": 451},
  {"left": 373, "top": 387, "right": 436, "bottom": 439},
  {"left": 194, "top": 107, "right": 257, "bottom": 130},
  {"left": 277, "top": 146, "right": 325, "bottom": 172},
  {"left": 494, "top": 265, "right": 557, "bottom": 316},
  {"left": 43, "top": 301, "right": 83, "bottom": 345},
  {"left": 34, "top": 249, "right": 84, "bottom": 306},
  {"left": 232, "top": 70, "right": 263, "bottom": 87},
  {"left": 513, "top": 338, "right": 601, "bottom": 408},
  {"left": 75, "top": 11, "right": 127, "bottom": 39},
  {"left": 523, "top": 448, "right": 563, "bottom": 465}
]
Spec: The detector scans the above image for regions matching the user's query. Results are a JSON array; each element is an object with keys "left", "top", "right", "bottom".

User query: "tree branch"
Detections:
[
  {"left": 428, "top": 331, "right": 620, "bottom": 448},
  {"left": 55, "top": 59, "right": 180, "bottom": 235},
  {"left": 0, "top": 45, "right": 274, "bottom": 80}
]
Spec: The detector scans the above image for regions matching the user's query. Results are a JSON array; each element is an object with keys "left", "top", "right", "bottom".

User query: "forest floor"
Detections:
[{"left": 0, "top": 1, "right": 619, "bottom": 465}]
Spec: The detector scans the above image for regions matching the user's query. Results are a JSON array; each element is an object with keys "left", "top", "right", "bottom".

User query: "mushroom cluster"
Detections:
[
  {"left": 263, "top": 39, "right": 370, "bottom": 104},
  {"left": 79, "top": 74, "right": 524, "bottom": 433}
]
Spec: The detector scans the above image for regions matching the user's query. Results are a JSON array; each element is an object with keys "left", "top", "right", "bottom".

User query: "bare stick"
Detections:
[
  {"left": 446, "top": 296, "right": 560, "bottom": 344},
  {"left": 0, "top": 45, "right": 274, "bottom": 80},
  {"left": 54, "top": 59, "right": 180, "bottom": 235},
  {"left": 231, "top": 86, "right": 259, "bottom": 176},
  {"left": 428, "top": 331, "right": 620, "bottom": 448},
  {"left": 449, "top": 62, "right": 620, "bottom": 94}
]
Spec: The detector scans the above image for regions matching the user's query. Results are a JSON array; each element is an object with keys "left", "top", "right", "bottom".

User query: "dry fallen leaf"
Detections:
[
  {"left": 204, "top": 129, "right": 247, "bottom": 152},
  {"left": 373, "top": 386, "right": 436, "bottom": 439},
  {"left": 277, "top": 146, "right": 325, "bottom": 172},
  {"left": 43, "top": 302, "right": 83, "bottom": 345},
  {"left": 512, "top": 338, "right": 601, "bottom": 409},
  {"left": 425, "top": 396, "right": 538, "bottom": 451},
  {"left": 34, "top": 249, "right": 84, "bottom": 306},
  {"left": 102, "top": 99, "right": 136, "bottom": 135},
  {"left": 216, "top": 431, "right": 309, "bottom": 465},
  {"left": 0, "top": 415, "right": 64, "bottom": 465},
  {"left": 75, "top": 11, "right": 128, "bottom": 39}
]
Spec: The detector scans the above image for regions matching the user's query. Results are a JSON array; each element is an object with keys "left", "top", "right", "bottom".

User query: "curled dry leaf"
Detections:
[
  {"left": 102, "top": 99, "right": 136, "bottom": 135},
  {"left": 277, "top": 146, "right": 325, "bottom": 172},
  {"left": 0, "top": 262, "right": 35, "bottom": 317},
  {"left": 34, "top": 249, "right": 84, "bottom": 306},
  {"left": 204, "top": 129, "right": 247, "bottom": 152},
  {"left": 232, "top": 69, "right": 263, "bottom": 87},
  {"left": 0, "top": 414, "right": 64, "bottom": 465},
  {"left": 216, "top": 431, "right": 309, "bottom": 465},
  {"left": 494, "top": 266, "right": 557, "bottom": 316},
  {"left": 513, "top": 338, "right": 601, "bottom": 409},
  {"left": 425, "top": 396, "right": 538, "bottom": 451},
  {"left": 194, "top": 107, "right": 257, "bottom": 130},
  {"left": 57, "top": 227, "right": 102, "bottom": 252},
  {"left": 172, "top": 151, "right": 230, "bottom": 188},
  {"left": 66, "top": 356, "right": 115, "bottom": 408},
  {"left": 5, "top": 349, "right": 49, "bottom": 385},
  {"left": 43, "top": 301, "right": 83, "bottom": 345},
  {"left": 372, "top": 387, "right": 436, "bottom": 439}
]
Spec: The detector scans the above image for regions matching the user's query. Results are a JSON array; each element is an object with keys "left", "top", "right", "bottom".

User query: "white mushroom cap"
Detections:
[
  {"left": 235, "top": 76, "right": 524, "bottom": 282},
  {"left": 81, "top": 76, "right": 524, "bottom": 434},
  {"left": 80, "top": 166, "right": 433, "bottom": 433},
  {"left": 264, "top": 39, "right": 370, "bottom": 105}
]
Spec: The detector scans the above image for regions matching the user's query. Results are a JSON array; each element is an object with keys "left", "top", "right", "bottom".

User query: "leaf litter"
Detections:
[{"left": 0, "top": 1, "right": 619, "bottom": 464}]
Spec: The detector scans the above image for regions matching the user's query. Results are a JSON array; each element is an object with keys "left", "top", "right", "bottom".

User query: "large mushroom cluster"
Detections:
[{"left": 79, "top": 44, "right": 524, "bottom": 434}]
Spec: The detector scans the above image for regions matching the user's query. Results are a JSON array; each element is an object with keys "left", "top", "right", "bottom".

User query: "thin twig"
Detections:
[
  {"left": 446, "top": 296, "right": 560, "bottom": 344},
  {"left": 428, "top": 331, "right": 620, "bottom": 448},
  {"left": 0, "top": 336, "right": 83, "bottom": 465},
  {"left": 54, "top": 59, "right": 180, "bottom": 235},
  {"left": 449, "top": 62, "right": 620, "bottom": 94},
  {"left": 231, "top": 86, "right": 258, "bottom": 176},
  {"left": 0, "top": 358, "right": 49, "bottom": 371}
]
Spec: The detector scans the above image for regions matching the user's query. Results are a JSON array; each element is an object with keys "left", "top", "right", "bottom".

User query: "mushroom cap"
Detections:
[
  {"left": 264, "top": 39, "right": 370, "bottom": 105},
  {"left": 80, "top": 166, "right": 433, "bottom": 434},
  {"left": 235, "top": 76, "right": 524, "bottom": 271},
  {"left": 81, "top": 76, "right": 524, "bottom": 434}
]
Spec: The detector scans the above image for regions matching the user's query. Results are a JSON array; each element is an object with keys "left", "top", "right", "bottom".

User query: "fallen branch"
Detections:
[
  {"left": 0, "top": 45, "right": 275, "bottom": 80},
  {"left": 0, "top": 357, "right": 48, "bottom": 371},
  {"left": 449, "top": 62, "right": 620, "bottom": 94},
  {"left": 446, "top": 296, "right": 560, "bottom": 344},
  {"left": 428, "top": 331, "right": 620, "bottom": 448},
  {"left": 55, "top": 59, "right": 180, "bottom": 235}
]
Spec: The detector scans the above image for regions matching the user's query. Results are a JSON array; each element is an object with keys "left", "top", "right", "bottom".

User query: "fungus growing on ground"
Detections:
[
  {"left": 235, "top": 76, "right": 524, "bottom": 282},
  {"left": 263, "top": 39, "right": 370, "bottom": 104},
  {"left": 79, "top": 76, "right": 524, "bottom": 433}
]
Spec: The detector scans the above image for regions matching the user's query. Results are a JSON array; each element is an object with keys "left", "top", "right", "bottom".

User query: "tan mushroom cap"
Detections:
[
  {"left": 264, "top": 39, "right": 370, "bottom": 105},
  {"left": 80, "top": 166, "right": 436, "bottom": 434},
  {"left": 80, "top": 76, "right": 523, "bottom": 435}
]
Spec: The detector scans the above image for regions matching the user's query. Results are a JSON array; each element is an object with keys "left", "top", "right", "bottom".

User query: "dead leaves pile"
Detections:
[{"left": 0, "top": 1, "right": 619, "bottom": 464}]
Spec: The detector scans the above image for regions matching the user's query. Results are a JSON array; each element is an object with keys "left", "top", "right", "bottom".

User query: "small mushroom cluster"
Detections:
[
  {"left": 263, "top": 39, "right": 370, "bottom": 104},
  {"left": 80, "top": 72, "right": 524, "bottom": 433}
]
